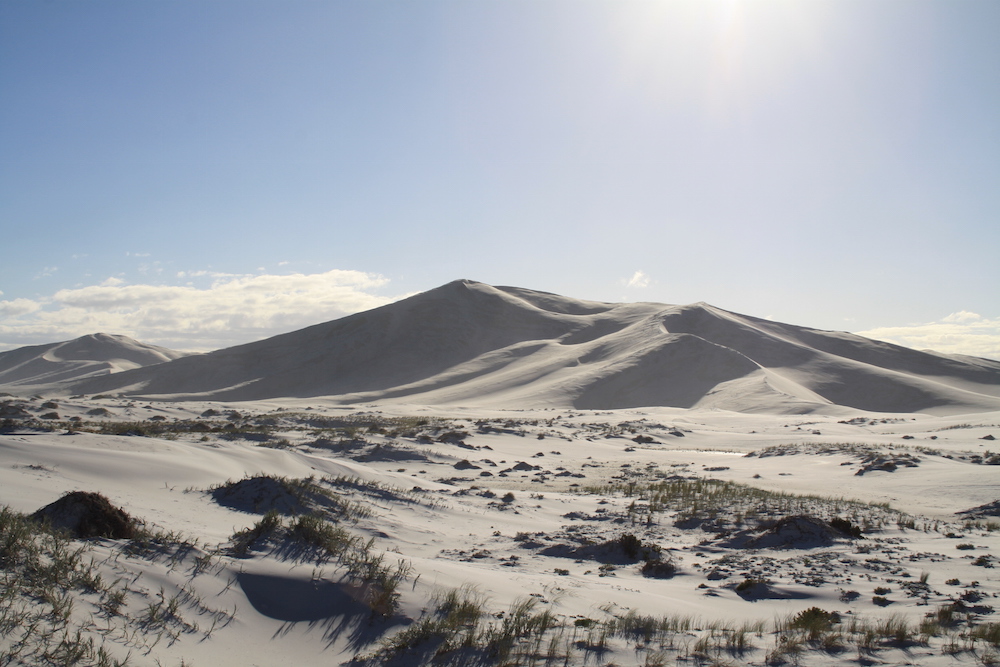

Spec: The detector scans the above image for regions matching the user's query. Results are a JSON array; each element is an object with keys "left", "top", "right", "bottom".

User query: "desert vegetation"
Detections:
[{"left": 2, "top": 401, "right": 999, "bottom": 665}]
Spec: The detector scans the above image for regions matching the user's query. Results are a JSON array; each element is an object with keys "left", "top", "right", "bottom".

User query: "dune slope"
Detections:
[
  {"left": 0, "top": 333, "right": 189, "bottom": 387},
  {"left": 5, "top": 280, "right": 999, "bottom": 414}
]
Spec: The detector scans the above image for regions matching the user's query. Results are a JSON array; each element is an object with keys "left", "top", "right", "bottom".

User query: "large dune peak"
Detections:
[{"left": 2, "top": 281, "right": 998, "bottom": 414}]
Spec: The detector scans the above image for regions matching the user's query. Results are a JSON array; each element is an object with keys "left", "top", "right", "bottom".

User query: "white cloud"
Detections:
[
  {"left": 941, "top": 310, "right": 982, "bottom": 324},
  {"left": 625, "top": 270, "right": 651, "bottom": 289},
  {"left": 857, "top": 312, "right": 1000, "bottom": 361},
  {"left": 0, "top": 269, "right": 397, "bottom": 352},
  {"left": 0, "top": 298, "right": 42, "bottom": 318}
]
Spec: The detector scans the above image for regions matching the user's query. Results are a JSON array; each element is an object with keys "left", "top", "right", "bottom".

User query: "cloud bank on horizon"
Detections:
[
  {"left": 0, "top": 270, "right": 400, "bottom": 353},
  {"left": 857, "top": 312, "right": 1000, "bottom": 363},
  {"left": 1, "top": 271, "right": 997, "bottom": 362}
]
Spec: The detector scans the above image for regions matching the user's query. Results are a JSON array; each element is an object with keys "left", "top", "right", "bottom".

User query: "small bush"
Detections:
[
  {"left": 830, "top": 517, "right": 863, "bottom": 538},
  {"left": 291, "top": 514, "right": 360, "bottom": 557},
  {"left": 789, "top": 607, "right": 840, "bottom": 641},
  {"left": 640, "top": 559, "right": 676, "bottom": 578},
  {"left": 618, "top": 533, "right": 643, "bottom": 559},
  {"left": 612, "top": 533, "right": 662, "bottom": 562}
]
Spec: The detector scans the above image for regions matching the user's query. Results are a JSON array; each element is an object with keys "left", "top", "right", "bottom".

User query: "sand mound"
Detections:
[
  {"left": 237, "top": 572, "right": 378, "bottom": 623},
  {"left": 0, "top": 401, "right": 32, "bottom": 419},
  {"left": 210, "top": 476, "right": 319, "bottom": 515},
  {"left": 721, "top": 515, "right": 846, "bottom": 550},
  {"left": 539, "top": 534, "right": 662, "bottom": 564},
  {"left": 957, "top": 500, "right": 1000, "bottom": 520},
  {"left": 31, "top": 491, "right": 137, "bottom": 539},
  {"left": 0, "top": 333, "right": 187, "bottom": 388}
]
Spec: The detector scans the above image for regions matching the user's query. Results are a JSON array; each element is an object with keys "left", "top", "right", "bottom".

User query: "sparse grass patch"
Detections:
[
  {"left": 971, "top": 623, "right": 1000, "bottom": 647},
  {"left": 582, "top": 477, "right": 907, "bottom": 534},
  {"left": 0, "top": 504, "right": 222, "bottom": 665},
  {"left": 230, "top": 509, "right": 282, "bottom": 556}
]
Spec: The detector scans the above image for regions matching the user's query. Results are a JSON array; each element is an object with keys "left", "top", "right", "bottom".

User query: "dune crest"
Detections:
[
  {"left": 0, "top": 332, "right": 189, "bottom": 387},
  {"left": 3, "top": 280, "right": 998, "bottom": 415}
]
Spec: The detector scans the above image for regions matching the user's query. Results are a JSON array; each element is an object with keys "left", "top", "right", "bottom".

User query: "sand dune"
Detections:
[
  {"left": 0, "top": 332, "right": 189, "bottom": 387},
  {"left": 3, "top": 284, "right": 1000, "bottom": 666},
  {"left": 4, "top": 280, "right": 999, "bottom": 414}
]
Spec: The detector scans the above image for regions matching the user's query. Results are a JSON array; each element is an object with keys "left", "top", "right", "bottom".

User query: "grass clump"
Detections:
[
  {"left": 211, "top": 474, "right": 373, "bottom": 521},
  {"left": 228, "top": 510, "right": 410, "bottom": 617},
  {"left": 362, "top": 588, "right": 560, "bottom": 665},
  {"left": 230, "top": 509, "right": 282, "bottom": 556},
  {"left": 787, "top": 607, "right": 841, "bottom": 642},
  {"left": 971, "top": 623, "right": 1000, "bottom": 647}
]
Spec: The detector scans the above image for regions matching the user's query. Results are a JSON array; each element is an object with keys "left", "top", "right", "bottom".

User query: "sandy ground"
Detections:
[{"left": 2, "top": 395, "right": 999, "bottom": 666}]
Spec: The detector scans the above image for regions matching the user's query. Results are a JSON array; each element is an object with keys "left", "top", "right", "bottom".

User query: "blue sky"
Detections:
[{"left": 2, "top": 0, "right": 998, "bottom": 358}]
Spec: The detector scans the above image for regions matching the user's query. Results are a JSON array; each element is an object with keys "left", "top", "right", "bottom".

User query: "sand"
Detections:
[
  {"left": 2, "top": 397, "right": 999, "bottom": 666},
  {"left": 5, "top": 281, "right": 999, "bottom": 417},
  {"left": 2, "top": 281, "right": 999, "bottom": 666}
]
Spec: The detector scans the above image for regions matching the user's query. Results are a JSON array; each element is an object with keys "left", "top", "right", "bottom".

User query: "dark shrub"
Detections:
[
  {"left": 830, "top": 517, "right": 863, "bottom": 538},
  {"left": 640, "top": 559, "right": 677, "bottom": 578},
  {"left": 618, "top": 533, "right": 642, "bottom": 559},
  {"left": 31, "top": 491, "right": 137, "bottom": 539}
]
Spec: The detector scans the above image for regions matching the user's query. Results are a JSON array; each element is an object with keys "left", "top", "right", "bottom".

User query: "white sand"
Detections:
[
  {"left": 1, "top": 402, "right": 998, "bottom": 665},
  {"left": 6, "top": 280, "right": 994, "bottom": 416},
  {"left": 2, "top": 282, "right": 999, "bottom": 666},
  {"left": 0, "top": 333, "right": 189, "bottom": 387}
]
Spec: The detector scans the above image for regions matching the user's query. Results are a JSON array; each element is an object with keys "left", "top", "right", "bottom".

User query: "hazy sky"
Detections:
[{"left": 2, "top": 0, "right": 998, "bottom": 359}]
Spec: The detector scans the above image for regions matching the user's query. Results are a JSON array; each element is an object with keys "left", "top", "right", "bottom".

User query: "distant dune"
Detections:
[
  {"left": 4, "top": 280, "right": 999, "bottom": 414},
  {"left": 0, "top": 333, "right": 189, "bottom": 388}
]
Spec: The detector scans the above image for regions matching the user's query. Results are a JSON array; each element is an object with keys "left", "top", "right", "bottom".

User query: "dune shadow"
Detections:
[
  {"left": 238, "top": 572, "right": 409, "bottom": 652},
  {"left": 238, "top": 572, "right": 367, "bottom": 622}
]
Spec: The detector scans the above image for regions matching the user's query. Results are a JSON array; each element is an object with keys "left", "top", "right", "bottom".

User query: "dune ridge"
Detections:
[
  {"left": 0, "top": 332, "right": 189, "bottom": 387},
  {"left": 3, "top": 280, "right": 998, "bottom": 415}
]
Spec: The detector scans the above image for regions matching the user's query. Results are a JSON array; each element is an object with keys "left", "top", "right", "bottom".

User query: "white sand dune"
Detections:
[
  {"left": 0, "top": 333, "right": 189, "bottom": 387},
  {"left": 2, "top": 278, "right": 1000, "bottom": 665},
  {"left": 20, "top": 279, "right": 996, "bottom": 416}
]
